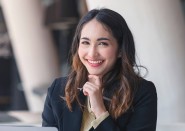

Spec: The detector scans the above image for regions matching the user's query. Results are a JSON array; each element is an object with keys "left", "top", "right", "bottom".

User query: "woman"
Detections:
[{"left": 42, "top": 8, "right": 157, "bottom": 131}]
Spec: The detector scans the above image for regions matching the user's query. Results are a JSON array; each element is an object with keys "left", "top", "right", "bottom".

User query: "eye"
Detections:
[
  {"left": 80, "top": 41, "right": 90, "bottom": 45},
  {"left": 98, "top": 42, "right": 108, "bottom": 46}
]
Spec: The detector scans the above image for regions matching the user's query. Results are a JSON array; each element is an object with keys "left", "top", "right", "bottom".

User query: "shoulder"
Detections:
[
  {"left": 42, "top": 77, "right": 68, "bottom": 127},
  {"left": 47, "top": 77, "right": 68, "bottom": 99},
  {"left": 139, "top": 79, "right": 157, "bottom": 94},
  {"left": 133, "top": 78, "right": 157, "bottom": 107}
]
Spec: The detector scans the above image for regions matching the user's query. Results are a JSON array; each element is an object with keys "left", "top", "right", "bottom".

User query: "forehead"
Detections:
[{"left": 80, "top": 19, "right": 113, "bottom": 38}]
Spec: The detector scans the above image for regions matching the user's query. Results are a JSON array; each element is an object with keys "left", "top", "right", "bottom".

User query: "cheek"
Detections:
[
  {"left": 103, "top": 49, "right": 118, "bottom": 59},
  {"left": 78, "top": 48, "right": 85, "bottom": 60}
]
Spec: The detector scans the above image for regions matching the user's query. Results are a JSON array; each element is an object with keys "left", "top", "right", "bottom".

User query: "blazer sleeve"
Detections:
[
  {"left": 42, "top": 79, "right": 58, "bottom": 128},
  {"left": 92, "top": 80, "right": 157, "bottom": 131}
]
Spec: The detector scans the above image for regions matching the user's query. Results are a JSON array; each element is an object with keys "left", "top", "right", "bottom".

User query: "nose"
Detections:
[{"left": 88, "top": 45, "right": 98, "bottom": 58}]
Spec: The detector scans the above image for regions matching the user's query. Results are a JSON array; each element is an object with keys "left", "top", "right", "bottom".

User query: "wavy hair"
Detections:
[{"left": 65, "top": 8, "right": 141, "bottom": 119}]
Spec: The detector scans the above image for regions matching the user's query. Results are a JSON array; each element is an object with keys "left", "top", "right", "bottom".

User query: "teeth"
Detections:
[{"left": 88, "top": 60, "right": 103, "bottom": 64}]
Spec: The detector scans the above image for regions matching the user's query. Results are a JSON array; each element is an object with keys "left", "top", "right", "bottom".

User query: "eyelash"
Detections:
[
  {"left": 98, "top": 42, "right": 108, "bottom": 46},
  {"left": 81, "top": 41, "right": 89, "bottom": 45},
  {"left": 80, "top": 41, "right": 109, "bottom": 46}
]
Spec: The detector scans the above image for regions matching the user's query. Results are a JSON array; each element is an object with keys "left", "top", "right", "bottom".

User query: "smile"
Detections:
[
  {"left": 88, "top": 60, "right": 103, "bottom": 64},
  {"left": 87, "top": 60, "right": 104, "bottom": 67}
]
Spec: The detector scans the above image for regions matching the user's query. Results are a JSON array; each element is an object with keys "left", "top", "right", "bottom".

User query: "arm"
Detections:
[
  {"left": 126, "top": 81, "right": 157, "bottom": 131},
  {"left": 42, "top": 79, "right": 58, "bottom": 128},
  {"left": 93, "top": 81, "right": 157, "bottom": 131}
]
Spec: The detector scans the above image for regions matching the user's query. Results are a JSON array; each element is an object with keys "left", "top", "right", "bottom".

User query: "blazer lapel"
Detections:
[{"left": 63, "top": 91, "right": 86, "bottom": 131}]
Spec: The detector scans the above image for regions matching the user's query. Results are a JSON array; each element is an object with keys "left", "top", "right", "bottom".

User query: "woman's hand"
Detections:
[{"left": 82, "top": 75, "right": 107, "bottom": 118}]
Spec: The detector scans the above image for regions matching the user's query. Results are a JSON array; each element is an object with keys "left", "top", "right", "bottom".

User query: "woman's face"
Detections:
[{"left": 78, "top": 19, "right": 120, "bottom": 77}]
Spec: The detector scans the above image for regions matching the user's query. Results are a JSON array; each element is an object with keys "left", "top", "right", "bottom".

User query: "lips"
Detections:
[{"left": 87, "top": 60, "right": 104, "bottom": 67}]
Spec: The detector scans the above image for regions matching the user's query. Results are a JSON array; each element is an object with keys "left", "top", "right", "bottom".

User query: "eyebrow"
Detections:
[
  {"left": 97, "top": 37, "right": 110, "bottom": 41},
  {"left": 81, "top": 37, "right": 90, "bottom": 40},
  {"left": 81, "top": 37, "right": 111, "bottom": 41}
]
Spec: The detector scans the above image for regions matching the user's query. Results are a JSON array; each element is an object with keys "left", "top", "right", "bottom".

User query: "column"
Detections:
[
  {"left": 1, "top": 0, "right": 60, "bottom": 112},
  {"left": 86, "top": 0, "right": 185, "bottom": 124}
]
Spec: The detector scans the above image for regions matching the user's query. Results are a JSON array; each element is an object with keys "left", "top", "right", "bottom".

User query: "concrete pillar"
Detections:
[
  {"left": 1, "top": 0, "right": 60, "bottom": 111},
  {"left": 87, "top": 0, "right": 185, "bottom": 124}
]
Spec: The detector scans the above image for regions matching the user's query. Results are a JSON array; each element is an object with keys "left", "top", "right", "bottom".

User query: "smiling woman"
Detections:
[{"left": 42, "top": 8, "right": 157, "bottom": 131}]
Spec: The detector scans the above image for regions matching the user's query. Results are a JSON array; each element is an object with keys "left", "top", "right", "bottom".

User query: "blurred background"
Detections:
[{"left": 0, "top": 0, "right": 185, "bottom": 130}]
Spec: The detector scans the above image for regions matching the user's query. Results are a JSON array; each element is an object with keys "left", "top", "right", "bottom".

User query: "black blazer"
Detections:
[{"left": 42, "top": 77, "right": 157, "bottom": 131}]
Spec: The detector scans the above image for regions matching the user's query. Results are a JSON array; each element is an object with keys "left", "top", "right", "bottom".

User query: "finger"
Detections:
[
  {"left": 83, "top": 90, "right": 88, "bottom": 96},
  {"left": 82, "top": 83, "right": 92, "bottom": 96},
  {"left": 82, "top": 82, "right": 96, "bottom": 96},
  {"left": 88, "top": 75, "right": 101, "bottom": 86}
]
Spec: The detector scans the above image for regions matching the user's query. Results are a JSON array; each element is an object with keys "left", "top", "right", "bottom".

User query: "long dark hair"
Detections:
[{"left": 65, "top": 8, "right": 141, "bottom": 119}]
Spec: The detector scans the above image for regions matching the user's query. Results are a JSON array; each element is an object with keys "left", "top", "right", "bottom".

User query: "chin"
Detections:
[
  {"left": 88, "top": 71, "right": 104, "bottom": 76},
  {"left": 87, "top": 68, "right": 106, "bottom": 76}
]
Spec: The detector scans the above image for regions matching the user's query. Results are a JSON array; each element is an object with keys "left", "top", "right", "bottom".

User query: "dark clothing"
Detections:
[{"left": 42, "top": 77, "right": 157, "bottom": 131}]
